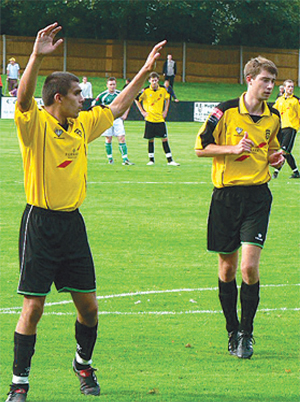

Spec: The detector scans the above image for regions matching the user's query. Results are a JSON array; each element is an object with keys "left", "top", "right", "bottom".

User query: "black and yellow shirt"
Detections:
[
  {"left": 195, "top": 93, "right": 281, "bottom": 188},
  {"left": 15, "top": 98, "right": 114, "bottom": 211},
  {"left": 137, "top": 85, "right": 170, "bottom": 123},
  {"left": 273, "top": 93, "right": 300, "bottom": 131}
]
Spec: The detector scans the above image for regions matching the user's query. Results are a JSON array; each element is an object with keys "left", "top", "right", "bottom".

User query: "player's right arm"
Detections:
[
  {"left": 17, "top": 23, "right": 63, "bottom": 112},
  {"left": 195, "top": 106, "right": 253, "bottom": 157}
]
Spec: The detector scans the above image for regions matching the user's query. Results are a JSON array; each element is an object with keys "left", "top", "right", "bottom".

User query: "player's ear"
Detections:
[
  {"left": 54, "top": 93, "right": 62, "bottom": 103},
  {"left": 246, "top": 75, "right": 253, "bottom": 85}
]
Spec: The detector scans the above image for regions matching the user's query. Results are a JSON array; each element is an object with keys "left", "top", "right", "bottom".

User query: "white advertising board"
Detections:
[
  {"left": 1, "top": 97, "right": 44, "bottom": 119},
  {"left": 193, "top": 102, "right": 219, "bottom": 122}
]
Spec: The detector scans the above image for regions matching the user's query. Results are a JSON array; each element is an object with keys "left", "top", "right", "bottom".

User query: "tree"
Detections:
[{"left": 0, "top": 0, "right": 299, "bottom": 48}]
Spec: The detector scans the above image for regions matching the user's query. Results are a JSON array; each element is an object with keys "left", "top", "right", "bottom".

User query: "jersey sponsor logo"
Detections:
[
  {"left": 57, "top": 160, "right": 73, "bottom": 168},
  {"left": 54, "top": 129, "right": 64, "bottom": 137}
]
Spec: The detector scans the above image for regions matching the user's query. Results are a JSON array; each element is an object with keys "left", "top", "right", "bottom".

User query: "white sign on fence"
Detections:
[
  {"left": 193, "top": 102, "right": 219, "bottom": 122},
  {"left": 1, "top": 97, "right": 44, "bottom": 119}
]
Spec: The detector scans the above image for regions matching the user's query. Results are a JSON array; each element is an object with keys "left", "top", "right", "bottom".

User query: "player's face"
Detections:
[
  {"left": 60, "top": 82, "right": 84, "bottom": 119},
  {"left": 107, "top": 80, "right": 116, "bottom": 93},
  {"left": 285, "top": 82, "right": 294, "bottom": 96},
  {"left": 149, "top": 77, "right": 159, "bottom": 90},
  {"left": 248, "top": 70, "right": 276, "bottom": 101}
]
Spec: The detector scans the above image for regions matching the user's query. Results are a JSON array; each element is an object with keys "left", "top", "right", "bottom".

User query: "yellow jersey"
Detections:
[
  {"left": 138, "top": 85, "right": 170, "bottom": 123},
  {"left": 273, "top": 93, "right": 300, "bottom": 131},
  {"left": 195, "top": 93, "right": 281, "bottom": 188},
  {"left": 15, "top": 98, "right": 114, "bottom": 211}
]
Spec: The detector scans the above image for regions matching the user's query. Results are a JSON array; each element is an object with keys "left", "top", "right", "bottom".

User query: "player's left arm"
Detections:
[
  {"left": 109, "top": 40, "right": 166, "bottom": 119},
  {"left": 163, "top": 97, "right": 170, "bottom": 120}
]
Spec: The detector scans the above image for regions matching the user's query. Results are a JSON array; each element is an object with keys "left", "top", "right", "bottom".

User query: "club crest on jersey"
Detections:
[
  {"left": 54, "top": 129, "right": 63, "bottom": 137},
  {"left": 74, "top": 129, "right": 83, "bottom": 137},
  {"left": 236, "top": 127, "right": 243, "bottom": 135},
  {"left": 265, "top": 129, "right": 271, "bottom": 140}
]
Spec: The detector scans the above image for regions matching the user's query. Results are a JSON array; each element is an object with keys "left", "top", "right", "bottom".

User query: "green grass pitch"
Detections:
[{"left": 0, "top": 118, "right": 299, "bottom": 402}]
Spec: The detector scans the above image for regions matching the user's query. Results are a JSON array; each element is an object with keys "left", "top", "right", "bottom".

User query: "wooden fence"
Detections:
[{"left": 1, "top": 35, "right": 299, "bottom": 85}]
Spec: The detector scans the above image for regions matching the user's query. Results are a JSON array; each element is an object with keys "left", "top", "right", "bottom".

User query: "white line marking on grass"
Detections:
[
  {"left": 1, "top": 284, "right": 299, "bottom": 314},
  {"left": 2, "top": 307, "right": 299, "bottom": 316},
  {"left": 88, "top": 181, "right": 208, "bottom": 185}
]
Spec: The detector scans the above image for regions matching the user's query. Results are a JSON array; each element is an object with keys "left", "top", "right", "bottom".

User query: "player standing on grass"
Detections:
[
  {"left": 195, "top": 56, "right": 285, "bottom": 359},
  {"left": 5, "top": 22, "right": 165, "bottom": 402},
  {"left": 273, "top": 79, "right": 300, "bottom": 179},
  {"left": 93, "top": 77, "right": 134, "bottom": 165},
  {"left": 135, "top": 72, "right": 179, "bottom": 166}
]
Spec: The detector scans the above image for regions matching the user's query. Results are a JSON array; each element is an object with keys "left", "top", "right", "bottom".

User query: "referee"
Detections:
[
  {"left": 5, "top": 23, "right": 166, "bottom": 402},
  {"left": 195, "top": 56, "right": 285, "bottom": 359}
]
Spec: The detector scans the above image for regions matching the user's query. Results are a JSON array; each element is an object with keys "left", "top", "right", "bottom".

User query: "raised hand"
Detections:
[
  {"left": 33, "top": 22, "right": 63, "bottom": 57},
  {"left": 143, "top": 40, "right": 167, "bottom": 72}
]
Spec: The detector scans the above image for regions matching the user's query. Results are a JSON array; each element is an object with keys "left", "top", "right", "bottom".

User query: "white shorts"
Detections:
[{"left": 102, "top": 118, "right": 125, "bottom": 137}]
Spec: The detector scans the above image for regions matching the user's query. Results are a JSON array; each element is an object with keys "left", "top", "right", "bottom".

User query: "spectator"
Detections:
[
  {"left": 164, "top": 79, "right": 179, "bottom": 102},
  {"left": 276, "top": 84, "right": 285, "bottom": 99},
  {"left": 6, "top": 57, "right": 20, "bottom": 93},
  {"left": 79, "top": 76, "right": 93, "bottom": 99},
  {"left": 9, "top": 83, "right": 18, "bottom": 97},
  {"left": 163, "top": 54, "right": 177, "bottom": 88}
]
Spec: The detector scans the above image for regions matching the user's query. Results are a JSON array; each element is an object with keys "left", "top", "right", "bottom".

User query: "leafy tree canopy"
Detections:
[{"left": 1, "top": 0, "right": 299, "bottom": 48}]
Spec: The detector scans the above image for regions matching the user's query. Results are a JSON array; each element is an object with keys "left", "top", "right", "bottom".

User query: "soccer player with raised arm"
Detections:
[
  {"left": 195, "top": 56, "right": 285, "bottom": 359},
  {"left": 5, "top": 22, "right": 165, "bottom": 402}
]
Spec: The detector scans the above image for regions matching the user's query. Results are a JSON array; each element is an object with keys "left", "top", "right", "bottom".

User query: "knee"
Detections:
[
  {"left": 21, "top": 299, "right": 44, "bottom": 326},
  {"left": 241, "top": 263, "right": 259, "bottom": 284},
  {"left": 80, "top": 303, "right": 98, "bottom": 327}
]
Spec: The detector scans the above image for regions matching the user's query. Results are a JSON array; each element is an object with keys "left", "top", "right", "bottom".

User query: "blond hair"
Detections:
[{"left": 244, "top": 56, "right": 278, "bottom": 80}]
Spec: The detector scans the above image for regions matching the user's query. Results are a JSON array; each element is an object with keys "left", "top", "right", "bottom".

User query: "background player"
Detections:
[
  {"left": 195, "top": 56, "right": 284, "bottom": 359},
  {"left": 135, "top": 72, "right": 179, "bottom": 166},
  {"left": 93, "top": 77, "right": 134, "bottom": 165},
  {"left": 273, "top": 79, "right": 300, "bottom": 179},
  {"left": 5, "top": 22, "right": 165, "bottom": 402}
]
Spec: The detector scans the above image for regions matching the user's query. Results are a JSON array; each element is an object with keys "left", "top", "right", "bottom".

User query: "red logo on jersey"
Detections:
[
  {"left": 258, "top": 142, "right": 267, "bottom": 148},
  {"left": 235, "top": 155, "right": 250, "bottom": 162},
  {"left": 57, "top": 160, "right": 73, "bottom": 168}
]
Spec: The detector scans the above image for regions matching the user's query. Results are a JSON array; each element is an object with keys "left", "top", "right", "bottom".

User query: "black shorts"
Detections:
[
  {"left": 18, "top": 205, "right": 96, "bottom": 296},
  {"left": 207, "top": 184, "right": 272, "bottom": 254},
  {"left": 277, "top": 128, "right": 297, "bottom": 154},
  {"left": 144, "top": 121, "right": 168, "bottom": 140}
]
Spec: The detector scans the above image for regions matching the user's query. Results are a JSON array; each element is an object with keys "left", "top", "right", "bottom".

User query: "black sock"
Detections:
[
  {"left": 286, "top": 153, "right": 298, "bottom": 172},
  {"left": 240, "top": 281, "right": 260, "bottom": 334},
  {"left": 13, "top": 332, "right": 36, "bottom": 383},
  {"left": 148, "top": 141, "right": 154, "bottom": 162},
  {"left": 162, "top": 141, "right": 172, "bottom": 162},
  {"left": 218, "top": 278, "right": 239, "bottom": 333},
  {"left": 75, "top": 321, "right": 98, "bottom": 368}
]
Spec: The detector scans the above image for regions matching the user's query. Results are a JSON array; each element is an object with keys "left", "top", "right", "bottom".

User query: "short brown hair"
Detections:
[
  {"left": 244, "top": 56, "right": 278, "bottom": 80},
  {"left": 42, "top": 72, "right": 79, "bottom": 106},
  {"left": 107, "top": 76, "right": 116, "bottom": 82},
  {"left": 284, "top": 79, "right": 294, "bottom": 87},
  {"left": 149, "top": 72, "right": 159, "bottom": 80}
]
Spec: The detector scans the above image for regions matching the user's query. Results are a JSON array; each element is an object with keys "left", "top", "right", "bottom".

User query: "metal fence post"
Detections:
[
  {"left": 123, "top": 40, "right": 127, "bottom": 79},
  {"left": 240, "top": 46, "right": 243, "bottom": 85},
  {"left": 182, "top": 42, "right": 186, "bottom": 83},
  {"left": 63, "top": 37, "right": 67, "bottom": 72},
  {"left": 3, "top": 34, "right": 6, "bottom": 75}
]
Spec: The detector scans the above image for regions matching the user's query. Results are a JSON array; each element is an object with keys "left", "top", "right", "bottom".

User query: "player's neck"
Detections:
[{"left": 243, "top": 93, "right": 264, "bottom": 116}]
